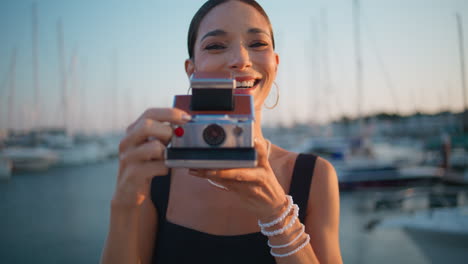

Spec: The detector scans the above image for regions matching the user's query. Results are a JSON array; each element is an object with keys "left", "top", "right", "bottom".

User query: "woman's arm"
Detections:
[
  {"left": 100, "top": 199, "right": 157, "bottom": 264},
  {"left": 100, "top": 108, "right": 190, "bottom": 264},
  {"left": 263, "top": 157, "right": 341, "bottom": 264},
  {"left": 191, "top": 141, "right": 339, "bottom": 263},
  {"left": 306, "top": 157, "right": 342, "bottom": 263},
  {"left": 138, "top": 200, "right": 158, "bottom": 264}
]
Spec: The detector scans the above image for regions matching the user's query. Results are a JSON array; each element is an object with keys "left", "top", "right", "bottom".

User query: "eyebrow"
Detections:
[
  {"left": 247, "top": 28, "right": 270, "bottom": 37},
  {"left": 201, "top": 29, "right": 227, "bottom": 41},
  {"left": 200, "top": 28, "right": 270, "bottom": 42}
]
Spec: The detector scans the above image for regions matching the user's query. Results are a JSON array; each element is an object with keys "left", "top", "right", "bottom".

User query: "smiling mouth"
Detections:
[{"left": 235, "top": 79, "right": 261, "bottom": 89}]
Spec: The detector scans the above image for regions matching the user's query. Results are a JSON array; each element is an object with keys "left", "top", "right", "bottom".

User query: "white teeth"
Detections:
[{"left": 236, "top": 80, "right": 255, "bottom": 88}]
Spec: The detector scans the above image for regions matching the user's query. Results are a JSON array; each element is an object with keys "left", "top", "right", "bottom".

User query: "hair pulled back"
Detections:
[{"left": 187, "top": 0, "right": 275, "bottom": 60}]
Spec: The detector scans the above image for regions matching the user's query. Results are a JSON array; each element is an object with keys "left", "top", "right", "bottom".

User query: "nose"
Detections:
[{"left": 228, "top": 44, "right": 252, "bottom": 70}]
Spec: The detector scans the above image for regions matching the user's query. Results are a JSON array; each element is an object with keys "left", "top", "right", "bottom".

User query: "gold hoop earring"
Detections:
[{"left": 264, "top": 82, "right": 280, "bottom": 109}]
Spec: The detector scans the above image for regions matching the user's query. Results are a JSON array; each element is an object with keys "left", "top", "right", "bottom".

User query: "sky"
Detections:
[{"left": 1, "top": 0, "right": 467, "bottom": 134}]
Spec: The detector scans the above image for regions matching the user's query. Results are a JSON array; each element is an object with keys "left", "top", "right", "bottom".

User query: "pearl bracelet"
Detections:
[
  {"left": 258, "top": 195, "right": 293, "bottom": 228},
  {"left": 270, "top": 233, "right": 311, "bottom": 258},
  {"left": 260, "top": 204, "right": 299, "bottom": 237},
  {"left": 268, "top": 223, "right": 305, "bottom": 249}
]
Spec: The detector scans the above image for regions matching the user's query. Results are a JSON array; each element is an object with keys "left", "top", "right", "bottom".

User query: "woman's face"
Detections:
[{"left": 186, "top": 1, "right": 279, "bottom": 110}]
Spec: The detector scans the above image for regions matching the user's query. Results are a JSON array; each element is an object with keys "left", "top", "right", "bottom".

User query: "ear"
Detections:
[
  {"left": 274, "top": 53, "right": 280, "bottom": 73},
  {"left": 185, "top": 59, "right": 195, "bottom": 77}
]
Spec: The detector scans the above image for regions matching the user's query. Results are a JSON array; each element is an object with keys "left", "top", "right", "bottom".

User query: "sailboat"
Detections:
[
  {"left": 300, "top": 1, "right": 397, "bottom": 188},
  {"left": 51, "top": 19, "right": 111, "bottom": 166},
  {"left": 367, "top": 14, "right": 468, "bottom": 258},
  {"left": 1, "top": 4, "right": 60, "bottom": 172},
  {"left": 300, "top": 1, "right": 449, "bottom": 190}
]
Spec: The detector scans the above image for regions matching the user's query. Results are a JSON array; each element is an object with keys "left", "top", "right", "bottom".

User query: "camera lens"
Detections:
[{"left": 203, "top": 124, "right": 226, "bottom": 146}]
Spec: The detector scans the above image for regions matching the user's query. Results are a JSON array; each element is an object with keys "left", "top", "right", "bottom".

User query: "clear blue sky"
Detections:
[{"left": 1, "top": 0, "right": 467, "bottom": 133}]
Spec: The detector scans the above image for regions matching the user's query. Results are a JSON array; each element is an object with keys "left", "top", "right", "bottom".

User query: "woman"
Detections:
[{"left": 101, "top": 0, "right": 342, "bottom": 263}]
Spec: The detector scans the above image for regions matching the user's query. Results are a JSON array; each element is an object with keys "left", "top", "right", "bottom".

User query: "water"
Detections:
[
  {"left": 339, "top": 192, "right": 467, "bottom": 264},
  {"left": 0, "top": 160, "right": 466, "bottom": 263},
  {"left": 0, "top": 160, "right": 117, "bottom": 264}
]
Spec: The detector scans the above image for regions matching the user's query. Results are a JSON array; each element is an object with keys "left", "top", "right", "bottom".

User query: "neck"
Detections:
[{"left": 254, "top": 108, "right": 265, "bottom": 141}]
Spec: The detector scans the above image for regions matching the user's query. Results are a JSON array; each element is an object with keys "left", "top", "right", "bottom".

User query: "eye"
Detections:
[
  {"left": 205, "top": 43, "right": 226, "bottom": 50},
  {"left": 249, "top": 42, "right": 268, "bottom": 48}
]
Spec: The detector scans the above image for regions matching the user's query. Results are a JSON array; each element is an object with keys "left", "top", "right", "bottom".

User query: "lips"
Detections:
[
  {"left": 234, "top": 88, "right": 255, "bottom": 94},
  {"left": 234, "top": 76, "right": 261, "bottom": 95}
]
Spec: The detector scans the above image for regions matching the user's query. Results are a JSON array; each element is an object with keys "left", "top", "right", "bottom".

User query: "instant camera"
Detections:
[{"left": 165, "top": 72, "right": 257, "bottom": 168}]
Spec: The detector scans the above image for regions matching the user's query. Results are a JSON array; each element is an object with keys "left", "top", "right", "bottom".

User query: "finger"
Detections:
[
  {"left": 120, "top": 119, "right": 172, "bottom": 152},
  {"left": 203, "top": 169, "right": 262, "bottom": 184},
  {"left": 188, "top": 169, "right": 233, "bottom": 191},
  {"left": 255, "top": 138, "right": 270, "bottom": 167},
  {"left": 120, "top": 140, "right": 166, "bottom": 165},
  {"left": 131, "top": 119, "right": 173, "bottom": 145},
  {"left": 127, "top": 108, "right": 191, "bottom": 133},
  {"left": 127, "top": 160, "right": 169, "bottom": 181}
]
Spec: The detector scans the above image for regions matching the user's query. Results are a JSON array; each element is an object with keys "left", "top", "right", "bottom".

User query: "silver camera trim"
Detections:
[
  {"left": 165, "top": 159, "right": 257, "bottom": 169},
  {"left": 170, "top": 118, "right": 254, "bottom": 148},
  {"left": 190, "top": 74, "right": 236, "bottom": 89}
]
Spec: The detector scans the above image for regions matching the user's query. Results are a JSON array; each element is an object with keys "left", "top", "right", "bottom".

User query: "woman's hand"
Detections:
[
  {"left": 188, "top": 139, "right": 288, "bottom": 221},
  {"left": 112, "top": 108, "right": 191, "bottom": 210}
]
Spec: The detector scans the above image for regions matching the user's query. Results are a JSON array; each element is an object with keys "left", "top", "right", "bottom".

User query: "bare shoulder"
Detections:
[
  {"left": 269, "top": 143, "right": 338, "bottom": 196},
  {"left": 313, "top": 156, "right": 339, "bottom": 187},
  {"left": 268, "top": 145, "right": 342, "bottom": 261},
  {"left": 309, "top": 157, "right": 339, "bottom": 213}
]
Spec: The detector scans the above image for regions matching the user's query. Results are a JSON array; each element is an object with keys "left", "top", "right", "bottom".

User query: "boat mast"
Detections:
[
  {"left": 56, "top": 18, "right": 68, "bottom": 134},
  {"left": 7, "top": 48, "right": 17, "bottom": 132},
  {"left": 456, "top": 13, "right": 467, "bottom": 133},
  {"left": 353, "top": 0, "right": 364, "bottom": 133},
  {"left": 112, "top": 51, "right": 118, "bottom": 134},
  {"left": 321, "top": 9, "right": 331, "bottom": 124},
  {"left": 32, "top": 3, "right": 39, "bottom": 131},
  {"left": 68, "top": 48, "right": 78, "bottom": 137},
  {"left": 80, "top": 59, "right": 87, "bottom": 134},
  {"left": 309, "top": 18, "right": 319, "bottom": 126}
]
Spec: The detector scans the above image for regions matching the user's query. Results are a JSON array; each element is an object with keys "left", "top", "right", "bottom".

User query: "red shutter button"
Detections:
[{"left": 174, "top": 126, "right": 184, "bottom": 137}]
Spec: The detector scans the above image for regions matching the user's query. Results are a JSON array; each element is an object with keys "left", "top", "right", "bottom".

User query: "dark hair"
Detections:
[{"left": 187, "top": 0, "right": 275, "bottom": 59}]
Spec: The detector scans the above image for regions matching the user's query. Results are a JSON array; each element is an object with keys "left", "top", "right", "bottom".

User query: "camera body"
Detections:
[
  {"left": 170, "top": 114, "right": 254, "bottom": 148},
  {"left": 165, "top": 72, "right": 257, "bottom": 169}
]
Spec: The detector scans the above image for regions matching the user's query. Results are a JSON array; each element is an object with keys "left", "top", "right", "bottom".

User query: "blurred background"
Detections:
[{"left": 1, "top": 0, "right": 467, "bottom": 263}]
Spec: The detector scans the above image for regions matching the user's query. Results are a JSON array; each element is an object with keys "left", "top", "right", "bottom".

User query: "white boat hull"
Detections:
[
  {"left": 378, "top": 206, "right": 468, "bottom": 236},
  {"left": 1, "top": 147, "right": 59, "bottom": 172}
]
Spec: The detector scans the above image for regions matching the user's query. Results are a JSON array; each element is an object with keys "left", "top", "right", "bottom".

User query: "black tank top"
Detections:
[{"left": 150, "top": 154, "right": 317, "bottom": 264}]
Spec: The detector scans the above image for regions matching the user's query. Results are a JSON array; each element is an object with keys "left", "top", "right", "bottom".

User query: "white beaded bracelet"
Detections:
[
  {"left": 258, "top": 195, "right": 293, "bottom": 228},
  {"left": 260, "top": 204, "right": 299, "bottom": 237},
  {"left": 268, "top": 223, "right": 305, "bottom": 249},
  {"left": 270, "top": 233, "right": 311, "bottom": 258}
]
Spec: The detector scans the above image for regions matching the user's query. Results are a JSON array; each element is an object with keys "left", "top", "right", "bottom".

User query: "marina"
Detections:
[
  {"left": 1, "top": 0, "right": 468, "bottom": 263},
  {"left": 1, "top": 111, "right": 467, "bottom": 264},
  {"left": 0, "top": 155, "right": 467, "bottom": 263},
  {"left": 1, "top": 94, "right": 467, "bottom": 264}
]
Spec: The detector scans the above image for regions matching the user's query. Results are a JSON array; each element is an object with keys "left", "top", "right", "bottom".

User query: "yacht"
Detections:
[
  {"left": 377, "top": 205, "right": 468, "bottom": 243},
  {"left": 1, "top": 147, "right": 59, "bottom": 171}
]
